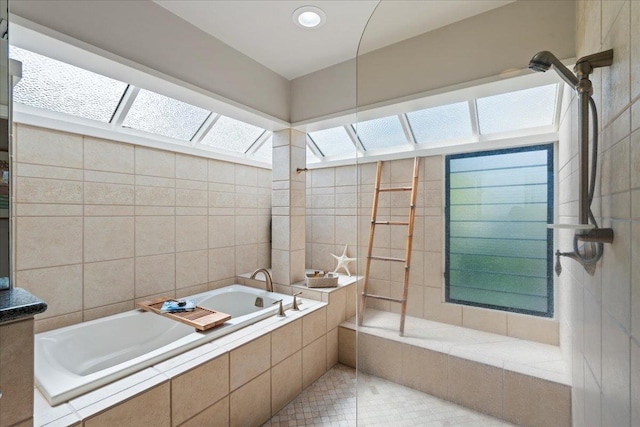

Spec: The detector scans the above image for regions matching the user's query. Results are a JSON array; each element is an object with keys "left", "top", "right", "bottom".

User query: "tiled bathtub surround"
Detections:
[
  {"left": 34, "top": 297, "right": 340, "bottom": 427},
  {"left": 562, "top": 1, "right": 640, "bottom": 426},
  {"left": 13, "top": 124, "right": 271, "bottom": 332},
  {"left": 306, "top": 158, "right": 559, "bottom": 345}
]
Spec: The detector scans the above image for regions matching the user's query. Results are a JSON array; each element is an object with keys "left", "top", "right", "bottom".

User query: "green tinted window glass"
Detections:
[{"left": 445, "top": 144, "right": 554, "bottom": 317}]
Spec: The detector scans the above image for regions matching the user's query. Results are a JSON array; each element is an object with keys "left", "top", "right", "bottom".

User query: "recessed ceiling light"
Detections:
[{"left": 292, "top": 6, "right": 326, "bottom": 29}]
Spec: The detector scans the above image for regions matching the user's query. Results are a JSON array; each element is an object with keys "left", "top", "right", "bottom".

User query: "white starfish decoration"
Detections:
[{"left": 331, "top": 244, "right": 357, "bottom": 277}]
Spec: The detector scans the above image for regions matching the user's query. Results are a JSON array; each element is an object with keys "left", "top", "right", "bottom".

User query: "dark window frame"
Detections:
[{"left": 444, "top": 144, "right": 554, "bottom": 317}]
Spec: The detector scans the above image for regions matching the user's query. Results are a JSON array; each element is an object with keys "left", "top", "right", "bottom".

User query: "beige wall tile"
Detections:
[
  {"left": 303, "top": 335, "right": 327, "bottom": 388},
  {"left": 401, "top": 344, "right": 448, "bottom": 399},
  {"left": 84, "top": 216, "right": 134, "bottom": 262},
  {"left": 271, "top": 319, "right": 302, "bottom": 366},
  {"left": 171, "top": 354, "right": 229, "bottom": 426},
  {"left": 326, "top": 287, "right": 346, "bottom": 331},
  {"left": 338, "top": 327, "right": 356, "bottom": 368},
  {"left": 135, "top": 216, "right": 175, "bottom": 256},
  {"left": 84, "top": 301, "right": 135, "bottom": 322},
  {"left": 423, "top": 287, "right": 462, "bottom": 326},
  {"left": 503, "top": 371, "right": 570, "bottom": 427},
  {"left": 507, "top": 313, "right": 559, "bottom": 346},
  {"left": 326, "top": 327, "right": 339, "bottom": 369},
  {"left": 235, "top": 164, "right": 258, "bottom": 187},
  {"left": 176, "top": 154, "right": 208, "bottom": 182},
  {"left": 135, "top": 186, "right": 175, "bottom": 207},
  {"left": 178, "top": 396, "right": 228, "bottom": 427},
  {"left": 16, "top": 203, "right": 83, "bottom": 217},
  {"left": 302, "top": 306, "right": 327, "bottom": 347},
  {"left": 601, "top": 312, "right": 631, "bottom": 426},
  {"left": 84, "top": 137, "right": 134, "bottom": 174},
  {"left": 462, "top": 306, "right": 507, "bottom": 336},
  {"left": 175, "top": 250, "right": 208, "bottom": 289},
  {"left": 230, "top": 334, "right": 271, "bottom": 391},
  {"left": 229, "top": 370, "right": 271, "bottom": 427},
  {"left": 448, "top": 356, "right": 503, "bottom": 418},
  {"left": 176, "top": 188, "right": 207, "bottom": 207},
  {"left": 16, "top": 177, "right": 83, "bottom": 204},
  {"left": 208, "top": 216, "right": 235, "bottom": 248},
  {"left": 84, "top": 170, "right": 134, "bottom": 185},
  {"left": 176, "top": 216, "right": 208, "bottom": 252},
  {"left": 84, "top": 382, "right": 170, "bottom": 427},
  {"left": 235, "top": 244, "right": 258, "bottom": 276},
  {"left": 16, "top": 216, "right": 83, "bottom": 270},
  {"left": 358, "top": 333, "right": 402, "bottom": 384},
  {"left": 135, "top": 147, "right": 175, "bottom": 178},
  {"left": 84, "top": 182, "right": 134, "bottom": 205},
  {"left": 135, "top": 254, "right": 175, "bottom": 298},
  {"left": 16, "top": 265, "right": 83, "bottom": 319},
  {"left": 16, "top": 125, "right": 83, "bottom": 168},
  {"left": 84, "top": 258, "right": 134, "bottom": 308},
  {"left": 35, "top": 312, "right": 83, "bottom": 333},
  {"left": 601, "top": 0, "right": 630, "bottom": 124},
  {"left": 209, "top": 248, "right": 235, "bottom": 282},
  {"left": 208, "top": 159, "right": 235, "bottom": 184},
  {"left": 0, "top": 319, "right": 34, "bottom": 427},
  {"left": 235, "top": 215, "right": 258, "bottom": 246},
  {"left": 271, "top": 351, "right": 302, "bottom": 414}
]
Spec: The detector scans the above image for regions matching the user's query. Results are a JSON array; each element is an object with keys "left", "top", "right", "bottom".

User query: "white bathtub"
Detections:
[{"left": 36, "top": 285, "right": 292, "bottom": 406}]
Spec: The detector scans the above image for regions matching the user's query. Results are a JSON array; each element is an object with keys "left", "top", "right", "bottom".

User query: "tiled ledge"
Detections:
[
  {"left": 339, "top": 309, "right": 571, "bottom": 427},
  {"left": 35, "top": 298, "right": 333, "bottom": 427}
]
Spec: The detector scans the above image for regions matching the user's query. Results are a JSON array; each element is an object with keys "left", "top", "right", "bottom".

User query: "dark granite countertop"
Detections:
[{"left": 0, "top": 287, "right": 47, "bottom": 324}]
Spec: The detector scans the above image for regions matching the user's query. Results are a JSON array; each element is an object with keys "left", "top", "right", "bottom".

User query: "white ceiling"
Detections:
[{"left": 154, "top": 0, "right": 514, "bottom": 80}]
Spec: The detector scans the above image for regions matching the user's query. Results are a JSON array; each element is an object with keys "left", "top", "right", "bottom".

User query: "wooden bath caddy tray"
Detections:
[{"left": 137, "top": 297, "right": 231, "bottom": 331}]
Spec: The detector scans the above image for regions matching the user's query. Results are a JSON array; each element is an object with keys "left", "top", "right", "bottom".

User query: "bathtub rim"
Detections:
[{"left": 35, "top": 284, "right": 293, "bottom": 406}]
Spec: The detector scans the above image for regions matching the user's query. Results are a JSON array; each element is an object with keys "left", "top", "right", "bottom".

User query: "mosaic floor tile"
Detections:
[{"left": 263, "top": 364, "right": 514, "bottom": 427}]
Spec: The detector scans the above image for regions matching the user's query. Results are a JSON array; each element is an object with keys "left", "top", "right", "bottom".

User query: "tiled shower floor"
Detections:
[{"left": 263, "top": 364, "right": 514, "bottom": 427}]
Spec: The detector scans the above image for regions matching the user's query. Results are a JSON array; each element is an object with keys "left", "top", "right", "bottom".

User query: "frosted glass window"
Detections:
[
  {"left": 445, "top": 144, "right": 554, "bottom": 317},
  {"left": 407, "top": 102, "right": 472, "bottom": 144},
  {"left": 353, "top": 116, "right": 407, "bottom": 151},
  {"left": 476, "top": 84, "right": 557, "bottom": 134},
  {"left": 10, "top": 47, "right": 127, "bottom": 122},
  {"left": 306, "top": 145, "right": 320, "bottom": 163},
  {"left": 122, "top": 89, "right": 210, "bottom": 140},
  {"left": 308, "top": 127, "right": 354, "bottom": 157},
  {"left": 253, "top": 136, "right": 272, "bottom": 162},
  {"left": 201, "top": 115, "right": 265, "bottom": 153}
]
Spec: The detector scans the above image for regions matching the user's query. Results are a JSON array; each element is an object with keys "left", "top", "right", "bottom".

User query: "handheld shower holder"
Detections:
[{"left": 529, "top": 49, "right": 614, "bottom": 275}]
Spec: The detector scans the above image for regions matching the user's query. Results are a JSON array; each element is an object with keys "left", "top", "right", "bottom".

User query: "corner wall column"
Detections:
[{"left": 271, "top": 129, "right": 306, "bottom": 285}]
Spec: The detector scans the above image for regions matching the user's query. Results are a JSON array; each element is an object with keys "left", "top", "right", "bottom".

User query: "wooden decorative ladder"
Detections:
[{"left": 358, "top": 158, "right": 420, "bottom": 336}]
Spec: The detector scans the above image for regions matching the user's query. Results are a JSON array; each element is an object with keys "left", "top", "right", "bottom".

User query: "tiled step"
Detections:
[{"left": 338, "top": 309, "right": 571, "bottom": 427}]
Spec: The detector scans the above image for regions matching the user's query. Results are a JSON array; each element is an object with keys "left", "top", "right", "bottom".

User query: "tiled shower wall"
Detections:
[
  {"left": 13, "top": 124, "right": 271, "bottom": 333},
  {"left": 306, "top": 157, "right": 558, "bottom": 345},
  {"left": 560, "top": 1, "right": 640, "bottom": 426}
]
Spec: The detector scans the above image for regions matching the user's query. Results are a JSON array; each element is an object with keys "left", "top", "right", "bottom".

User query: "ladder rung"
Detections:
[
  {"left": 368, "top": 255, "right": 406, "bottom": 263},
  {"left": 373, "top": 221, "right": 409, "bottom": 226},
  {"left": 378, "top": 186, "right": 412, "bottom": 192},
  {"left": 362, "top": 293, "right": 406, "bottom": 304}
]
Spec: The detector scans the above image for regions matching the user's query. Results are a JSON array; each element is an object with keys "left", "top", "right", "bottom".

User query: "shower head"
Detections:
[{"left": 528, "top": 51, "right": 579, "bottom": 89}]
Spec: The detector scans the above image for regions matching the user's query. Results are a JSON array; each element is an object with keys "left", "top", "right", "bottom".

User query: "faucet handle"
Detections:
[
  {"left": 292, "top": 292, "right": 303, "bottom": 311},
  {"left": 272, "top": 299, "right": 285, "bottom": 317}
]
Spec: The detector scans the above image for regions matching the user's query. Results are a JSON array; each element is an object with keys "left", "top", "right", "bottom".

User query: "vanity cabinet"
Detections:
[{"left": 0, "top": 318, "right": 34, "bottom": 427}]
